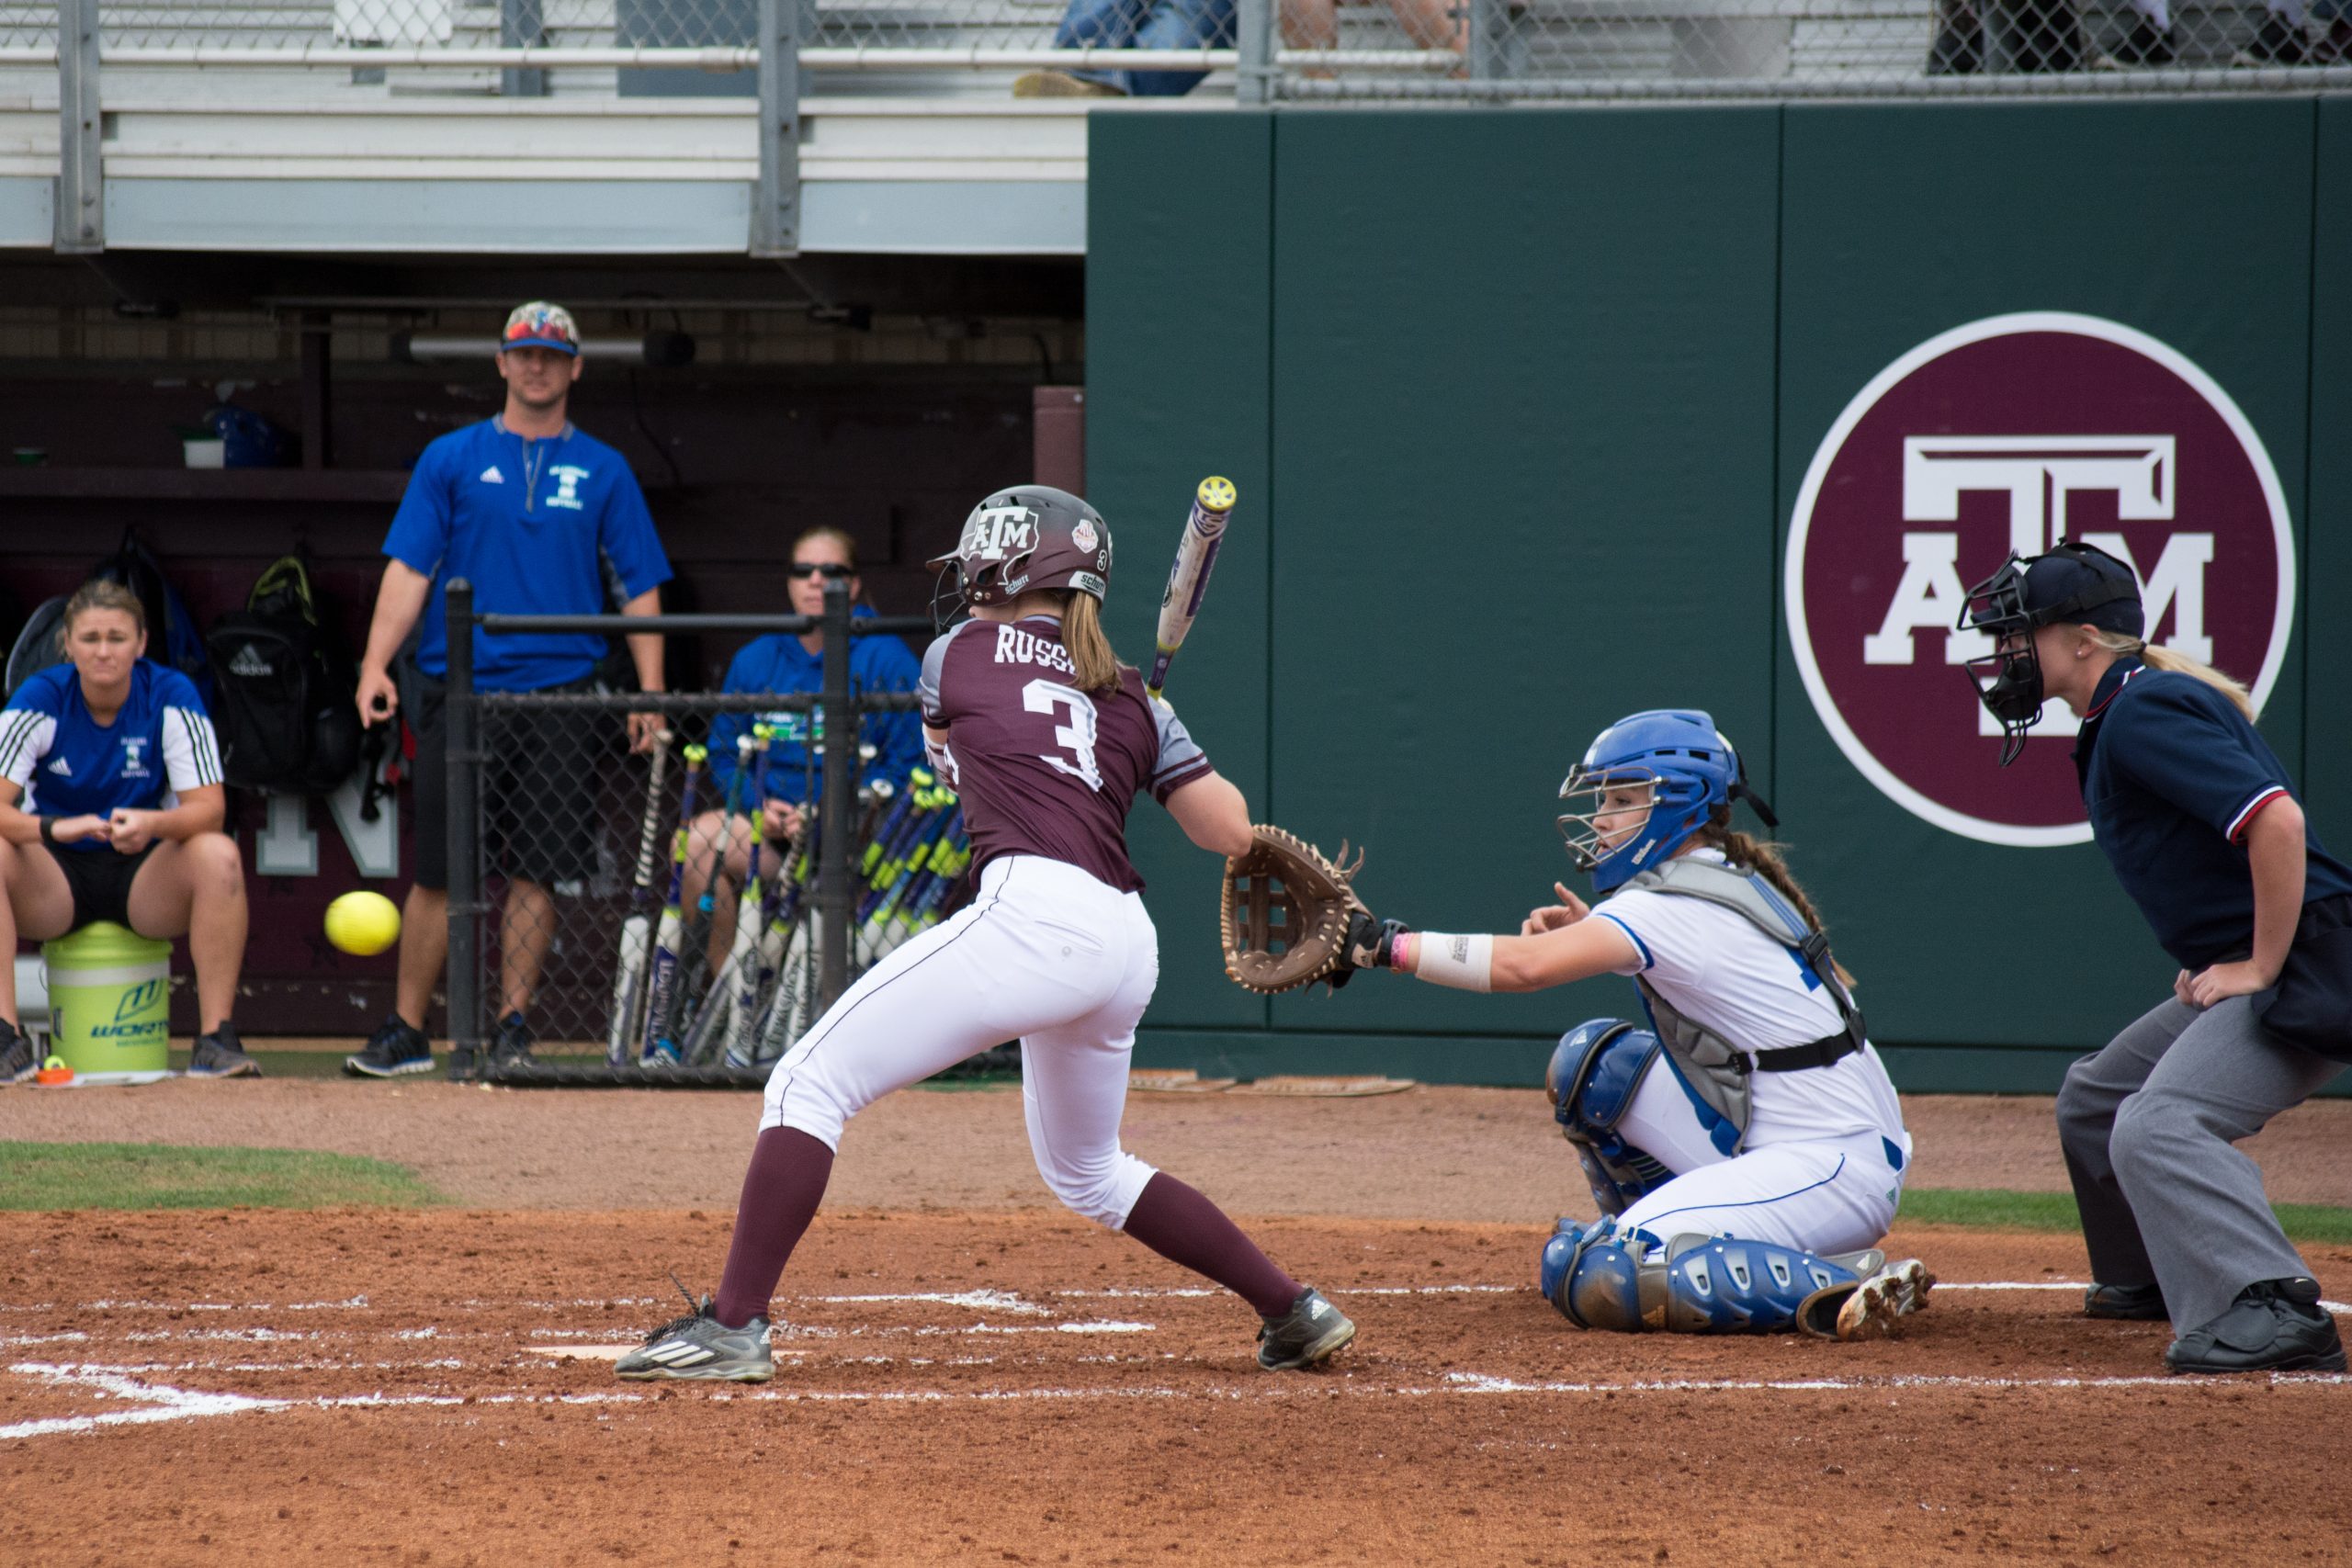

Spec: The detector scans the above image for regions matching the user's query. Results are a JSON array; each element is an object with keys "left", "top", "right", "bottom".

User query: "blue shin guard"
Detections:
[{"left": 1542, "top": 1222, "right": 1873, "bottom": 1336}]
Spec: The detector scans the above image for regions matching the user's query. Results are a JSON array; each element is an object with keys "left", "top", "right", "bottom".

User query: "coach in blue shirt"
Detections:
[
  {"left": 348, "top": 301, "right": 673, "bottom": 1080},
  {"left": 1963, "top": 540, "right": 2349, "bottom": 1377}
]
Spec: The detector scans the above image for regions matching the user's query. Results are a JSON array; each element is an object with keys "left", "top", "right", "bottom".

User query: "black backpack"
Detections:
[
  {"left": 94, "top": 528, "right": 214, "bottom": 707},
  {"left": 205, "top": 553, "right": 361, "bottom": 795}
]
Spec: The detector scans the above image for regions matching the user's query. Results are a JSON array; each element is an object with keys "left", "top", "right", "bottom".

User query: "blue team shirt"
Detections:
[
  {"left": 706, "top": 613, "right": 925, "bottom": 805},
  {"left": 0, "top": 661, "right": 223, "bottom": 851},
  {"left": 2074, "top": 658, "right": 2352, "bottom": 969},
  {"left": 384, "top": 418, "right": 673, "bottom": 692}
]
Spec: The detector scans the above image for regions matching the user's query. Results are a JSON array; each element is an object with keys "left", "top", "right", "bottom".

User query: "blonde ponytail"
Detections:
[
  {"left": 1060, "top": 591, "right": 1122, "bottom": 695},
  {"left": 1690, "top": 813, "right": 1857, "bottom": 988},
  {"left": 2086, "top": 629, "right": 2254, "bottom": 720}
]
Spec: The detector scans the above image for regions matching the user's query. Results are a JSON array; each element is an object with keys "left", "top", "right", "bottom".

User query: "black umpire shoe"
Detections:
[
  {"left": 2165, "top": 1277, "right": 2346, "bottom": 1374},
  {"left": 2085, "top": 1280, "right": 2167, "bottom": 1320},
  {"left": 345, "top": 1016, "right": 435, "bottom": 1078}
]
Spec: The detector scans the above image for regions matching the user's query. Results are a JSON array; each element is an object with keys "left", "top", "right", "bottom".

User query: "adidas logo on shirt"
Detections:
[
  {"left": 46, "top": 756, "right": 71, "bottom": 775},
  {"left": 480, "top": 466, "right": 505, "bottom": 484}
]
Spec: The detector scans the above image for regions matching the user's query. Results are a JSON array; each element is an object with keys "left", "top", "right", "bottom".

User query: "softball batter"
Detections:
[
  {"left": 618, "top": 485, "right": 1354, "bottom": 1382},
  {"left": 1337, "top": 709, "right": 1930, "bottom": 1340}
]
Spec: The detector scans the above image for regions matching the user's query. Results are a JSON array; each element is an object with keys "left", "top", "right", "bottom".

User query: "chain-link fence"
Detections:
[
  {"left": 1272, "top": 0, "right": 2350, "bottom": 91},
  {"left": 7, "top": 0, "right": 2342, "bottom": 90},
  {"left": 444, "top": 584, "right": 975, "bottom": 1087}
]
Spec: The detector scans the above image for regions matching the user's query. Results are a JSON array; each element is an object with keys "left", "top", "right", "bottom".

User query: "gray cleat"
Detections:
[
  {"left": 1256, "top": 1287, "right": 1356, "bottom": 1371},
  {"left": 616, "top": 1292, "right": 775, "bottom": 1382},
  {"left": 1834, "top": 1258, "right": 1935, "bottom": 1342}
]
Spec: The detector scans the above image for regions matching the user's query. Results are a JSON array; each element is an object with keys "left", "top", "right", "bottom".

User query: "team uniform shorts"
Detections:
[
  {"left": 401, "top": 661, "right": 600, "bottom": 892},
  {"left": 45, "top": 840, "right": 161, "bottom": 930},
  {"left": 762, "top": 854, "right": 1162, "bottom": 1231}
]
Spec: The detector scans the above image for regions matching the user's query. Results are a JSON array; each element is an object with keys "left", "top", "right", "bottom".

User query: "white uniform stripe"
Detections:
[
  {"left": 0, "top": 708, "right": 50, "bottom": 786},
  {"left": 164, "top": 705, "right": 222, "bottom": 792},
  {"left": 2226, "top": 784, "right": 2288, "bottom": 842}
]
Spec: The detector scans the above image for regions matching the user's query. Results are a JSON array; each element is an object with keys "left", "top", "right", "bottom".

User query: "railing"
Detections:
[
  {"left": 7, "top": 0, "right": 2345, "bottom": 87},
  {"left": 8, "top": 0, "right": 2343, "bottom": 254}
]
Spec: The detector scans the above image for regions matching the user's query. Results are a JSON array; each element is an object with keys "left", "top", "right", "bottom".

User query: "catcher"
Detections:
[{"left": 1225, "top": 708, "right": 1931, "bottom": 1341}]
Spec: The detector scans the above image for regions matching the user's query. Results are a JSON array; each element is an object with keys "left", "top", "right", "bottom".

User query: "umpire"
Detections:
[
  {"left": 349, "top": 301, "right": 673, "bottom": 1079},
  {"left": 1963, "top": 541, "right": 2348, "bottom": 1374}
]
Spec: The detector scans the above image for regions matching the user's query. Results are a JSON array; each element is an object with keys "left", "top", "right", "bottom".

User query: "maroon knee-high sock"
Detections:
[
  {"left": 713, "top": 1126, "right": 835, "bottom": 1328},
  {"left": 1120, "top": 1173, "right": 1301, "bottom": 1319}
]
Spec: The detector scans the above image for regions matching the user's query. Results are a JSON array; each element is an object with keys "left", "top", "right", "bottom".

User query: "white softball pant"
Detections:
[
  {"left": 761, "top": 854, "right": 1161, "bottom": 1230},
  {"left": 1611, "top": 1068, "right": 1908, "bottom": 1258}
]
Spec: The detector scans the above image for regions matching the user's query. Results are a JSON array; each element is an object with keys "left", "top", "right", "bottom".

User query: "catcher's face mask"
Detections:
[{"left": 1556, "top": 771, "right": 1664, "bottom": 875}]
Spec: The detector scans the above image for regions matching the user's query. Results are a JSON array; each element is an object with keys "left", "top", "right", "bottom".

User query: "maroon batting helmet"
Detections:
[{"left": 929, "top": 485, "right": 1113, "bottom": 625}]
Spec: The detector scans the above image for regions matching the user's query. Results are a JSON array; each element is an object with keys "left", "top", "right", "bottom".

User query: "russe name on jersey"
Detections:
[{"left": 992, "top": 624, "right": 1078, "bottom": 678}]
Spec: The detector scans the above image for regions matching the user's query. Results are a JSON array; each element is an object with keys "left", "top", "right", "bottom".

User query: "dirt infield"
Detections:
[{"left": 3, "top": 1083, "right": 2350, "bottom": 1563}]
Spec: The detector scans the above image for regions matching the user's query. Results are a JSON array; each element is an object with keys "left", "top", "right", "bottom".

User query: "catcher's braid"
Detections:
[{"left": 1220, "top": 826, "right": 1372, "bottom": 995}]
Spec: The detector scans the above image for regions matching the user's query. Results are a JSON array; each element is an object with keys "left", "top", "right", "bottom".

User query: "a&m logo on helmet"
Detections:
[
  {"left": 960, "top": 503, "right": 1038, "bottom": 562},
  {"left": 1785, "top": 312, "right": 2293, "bottom": 848}
]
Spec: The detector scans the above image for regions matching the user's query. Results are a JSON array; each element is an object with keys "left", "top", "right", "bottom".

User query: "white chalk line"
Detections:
[{"left": 8, "top": 1276, "right": 2351, "bottom": 1443}]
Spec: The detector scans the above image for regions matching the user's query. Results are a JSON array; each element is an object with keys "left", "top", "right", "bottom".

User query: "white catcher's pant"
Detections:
[
  {"left": 762, "top": 854, "right": 1160, "bottom": 1230},
  {"left": 1609, "top": 1064, "right": 1909, "bottom": 1259}
]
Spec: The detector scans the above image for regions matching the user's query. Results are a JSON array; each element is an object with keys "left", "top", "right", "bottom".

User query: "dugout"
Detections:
[{"left": 0, "top": 251, "right": 1081, "bottom": 1038}]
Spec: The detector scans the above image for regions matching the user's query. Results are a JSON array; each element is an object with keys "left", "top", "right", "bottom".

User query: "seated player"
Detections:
[
  {"left": 1336, "top": 709, "right": 1929, "bottom": 1339},
  {"left": 0, "top": 580, "right": 255, "bottom": 1081},
  {"left": 681, "top": 525, "right": 922, "bottom": 976}
]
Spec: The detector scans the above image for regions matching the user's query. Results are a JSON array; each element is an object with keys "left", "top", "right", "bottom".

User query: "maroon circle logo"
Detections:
[{"left": 1786, "top": 313, "right": 2293, "bottom": 847}]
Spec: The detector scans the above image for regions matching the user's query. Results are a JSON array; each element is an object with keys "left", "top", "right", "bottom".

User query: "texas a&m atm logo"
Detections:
[{"left": 1785, "top": 313, "right": 2294, "bottom": 848}]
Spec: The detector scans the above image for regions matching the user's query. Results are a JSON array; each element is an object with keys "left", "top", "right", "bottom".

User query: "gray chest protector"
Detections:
[{"left": 1619, "top": 858, "right": 1869, "bottom": 1147}]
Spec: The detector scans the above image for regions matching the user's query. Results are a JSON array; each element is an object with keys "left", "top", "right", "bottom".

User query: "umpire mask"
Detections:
[{"left": 1958, "top": 542, "right": 2143, "bottom": 767}]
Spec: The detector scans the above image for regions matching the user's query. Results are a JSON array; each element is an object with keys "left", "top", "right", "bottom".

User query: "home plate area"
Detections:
[{"left": 3, "top": 1209, "right": 2348, "bottom": 1562}]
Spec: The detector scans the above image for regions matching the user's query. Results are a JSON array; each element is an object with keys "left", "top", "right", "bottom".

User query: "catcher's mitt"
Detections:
[{"left": 1221, "top": 825, "right": 1373, "bottom": 995}]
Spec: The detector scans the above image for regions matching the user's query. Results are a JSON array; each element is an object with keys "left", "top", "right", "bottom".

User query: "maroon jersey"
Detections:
[{"left": 919, "top": 615, "right": 1214, "bottom": 891}]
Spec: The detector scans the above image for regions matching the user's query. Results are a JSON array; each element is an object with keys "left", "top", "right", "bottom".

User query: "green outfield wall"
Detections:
[{"left": 1088, "top": 98, "right": 2352, "bottom": 1095}]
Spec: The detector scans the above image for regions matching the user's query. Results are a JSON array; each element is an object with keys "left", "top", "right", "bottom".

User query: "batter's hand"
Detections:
[
  {"left": 1521, "top": 882, "right": 1590, "bottom": 937},
  {"left": 356, "top": 665, "right": 400, "bottom": 728},
  {"left": 106, "top": 808, "right": 156, "bottom": 854},
  {"left": 2185, "top": 959, "right": 2274, "bottom": 1010},
  {"left": 627, "top": 711, "right": 664, "bottom": 754}
]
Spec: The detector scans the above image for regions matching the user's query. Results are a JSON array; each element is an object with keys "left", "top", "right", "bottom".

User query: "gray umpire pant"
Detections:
[{"left": 2054, "top": 994, "right": 2345, "bottom": 1337}]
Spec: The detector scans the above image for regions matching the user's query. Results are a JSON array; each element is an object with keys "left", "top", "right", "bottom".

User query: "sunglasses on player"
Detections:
[{"left": 787, "top": 562, "right": 854, "bottom": 580}]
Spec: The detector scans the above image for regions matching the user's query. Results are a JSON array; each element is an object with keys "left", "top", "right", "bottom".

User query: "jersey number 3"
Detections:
[{"left": 1023, "top": 679, "right": 1102, "bottom": 792}]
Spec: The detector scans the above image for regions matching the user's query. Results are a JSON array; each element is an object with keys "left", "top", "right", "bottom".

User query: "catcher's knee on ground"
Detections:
[{"left": 1538, "top": 1220, "right": 1882, "bottom": 1337}]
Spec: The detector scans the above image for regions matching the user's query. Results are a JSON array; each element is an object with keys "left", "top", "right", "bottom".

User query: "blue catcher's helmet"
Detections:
[{"left": 1556, "top": 710, "right": 1774, "bottom": 894}]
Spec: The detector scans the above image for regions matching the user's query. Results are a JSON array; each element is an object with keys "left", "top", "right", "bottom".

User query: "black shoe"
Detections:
[
  {"left": 491, "top": 1012, "right": 536, "bottom": 1067},
  {"left": 187, "top": 1021, "right": 262, "bottom": 1079},
  {"left": 0, "top": 1020, "right": 34, "bottom": 1086},
  {"left": 2165, "top": 1278, "right": 2346, "bottom": 1373},
  {"left": 2094, "top": 17, "right": 2174, "bottom": 65},
  {"left": 2085, "top": 1280, "right": 2167, "bottom": 1320},
  {"left": 1926, "top": 10, "right": 1982, "bottom": 72},
  {"left": 345, "top": 1016, "right": 435, "bottom": 1078},
  {"left": 2236, "top": 13, "right": 2310, "bottom": 63}
]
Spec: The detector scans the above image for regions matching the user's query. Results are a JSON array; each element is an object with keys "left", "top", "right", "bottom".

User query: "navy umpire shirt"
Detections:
[{"left": 2073, "top": 657, "right": 2352, "bottom": 970}]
